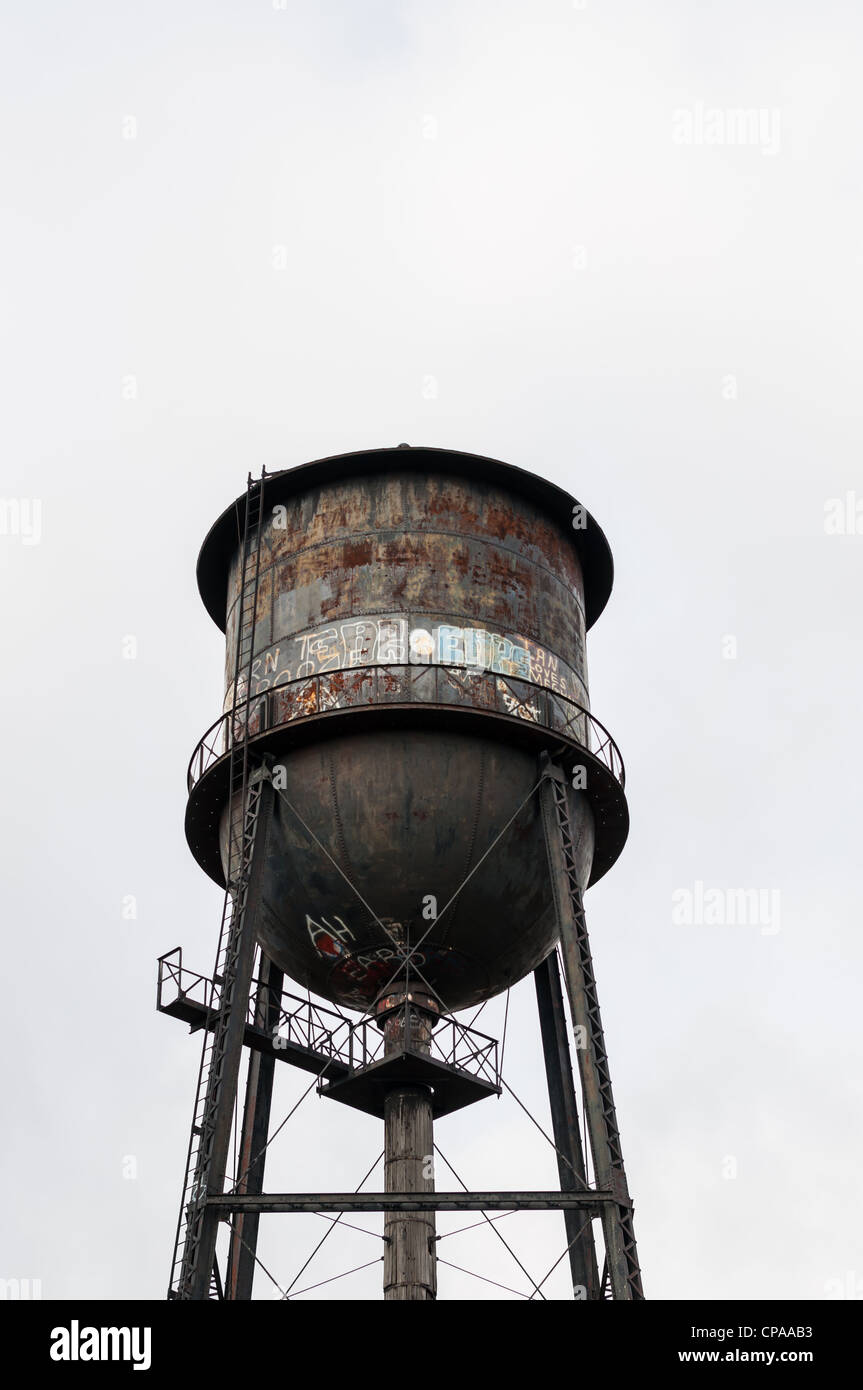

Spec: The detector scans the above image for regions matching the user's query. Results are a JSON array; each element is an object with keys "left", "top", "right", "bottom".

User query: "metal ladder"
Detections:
[
  {"left": 540, "top": 758, "right": 644, "bottom": 1300},
  {"left": 169, "top": 470, "right": 268, "bottom": 1299}
]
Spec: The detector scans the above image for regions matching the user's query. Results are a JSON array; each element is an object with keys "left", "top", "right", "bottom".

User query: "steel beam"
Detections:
[
  {"left": 534, "top": 951, "right": 601, "bottom": 1299},
  {"left": 158, "top": 992, "right": 351, "bottom": 1080},
  {"left": 225, "top": 953, "right": 284, "bottom": 1300},
  {"left": 539, "top": 756, "right": 644, "bottom": 1300},
  {"left": 207, "top": 1191, "right": 615, "bottom": 1214},
  {"left": 182, "top": 778, "right": 275, "bottom": 1299}
]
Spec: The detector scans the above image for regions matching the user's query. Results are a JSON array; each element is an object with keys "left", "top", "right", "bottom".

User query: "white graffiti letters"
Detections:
[{"left": 237, "top": 614, "right": 586, "bottom": 705}]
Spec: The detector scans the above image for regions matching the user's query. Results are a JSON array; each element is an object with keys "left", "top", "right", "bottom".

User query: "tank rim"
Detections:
[{"left": 195, "top": 444, "right": 615, "bottom": 633}]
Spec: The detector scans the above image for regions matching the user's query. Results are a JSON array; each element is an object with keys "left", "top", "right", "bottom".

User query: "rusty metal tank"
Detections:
[{"left": 186, "top": 445, "right": 627, "bottom": 1015}]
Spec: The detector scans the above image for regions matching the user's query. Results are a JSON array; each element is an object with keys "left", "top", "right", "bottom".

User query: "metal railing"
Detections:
[
  {"left": 157, "top": 949, "right": 500, "bottom": 1092},
  {"left": 187, "top": 662, "right": 625, "bottom": 792},
  {"left": 343, "top": 1009, "right": 500, "bottom": 1090},
  {"left": 158, "top": 946, "right": 211, "bottom": 1011},
  {"left": 158, "top": 947, "right": 352, "bottom": 1054}
]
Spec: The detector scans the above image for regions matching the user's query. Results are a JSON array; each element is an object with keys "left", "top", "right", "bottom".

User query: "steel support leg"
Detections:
[
  {"left": 181, "top": 778, "right": 275, "bottom": 1300},
  {"left": 539, "top": 756, "right": 644, "bottom": 1300},
  {"left": 225, "top": 952, "right": 284, "bottom": 1300},
  {"left": 534, "top": 950, "right": 601, "bottom": 1299}
]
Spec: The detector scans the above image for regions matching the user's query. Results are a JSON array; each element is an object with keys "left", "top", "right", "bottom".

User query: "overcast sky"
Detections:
[{"left": 1, "top": 0, "right": 861, "bottom": 1301}]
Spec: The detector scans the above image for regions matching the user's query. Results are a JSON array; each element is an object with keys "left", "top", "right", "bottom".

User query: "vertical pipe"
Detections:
[{"left": 381, "top": 1003, "right": 437, "bottom": 1300}]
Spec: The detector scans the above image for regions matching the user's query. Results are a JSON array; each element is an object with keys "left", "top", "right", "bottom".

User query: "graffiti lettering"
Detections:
[
  {"left": 306, "top": 914, "right": 355, "bottom": 961},
  {"left": 236, "top": 614, "right": 586, "bottom": 705},
  {"left": 498, "top": 680, "right": 539, "bottom": 722},
  {"left": 296, "top": 628, "right": 340, "bottom": 677}
]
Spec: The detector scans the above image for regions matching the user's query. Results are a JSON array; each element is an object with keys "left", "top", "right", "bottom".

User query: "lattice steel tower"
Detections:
[{"left": 158, "top": 445, "right": 643, "bottom": 1301}]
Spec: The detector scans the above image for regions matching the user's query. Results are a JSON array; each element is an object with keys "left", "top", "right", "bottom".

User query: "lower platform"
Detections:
[{"left": 319, "top": 1046, "right": 500, "bottom": 1119}]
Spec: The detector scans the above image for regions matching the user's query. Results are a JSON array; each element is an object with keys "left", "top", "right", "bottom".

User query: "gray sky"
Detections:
[{"left": 1, "top": 0, "right": 861, "bottom": 1300}]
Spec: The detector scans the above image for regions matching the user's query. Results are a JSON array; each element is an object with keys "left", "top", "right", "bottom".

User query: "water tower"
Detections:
[{"left": 157, "top": 445, "right": 643, "bottom": 1300}]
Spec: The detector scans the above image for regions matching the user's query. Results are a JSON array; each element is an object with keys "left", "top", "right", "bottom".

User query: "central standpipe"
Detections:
[{"left": 379, "top": 996, "right": 438, "bottom": 1300}]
